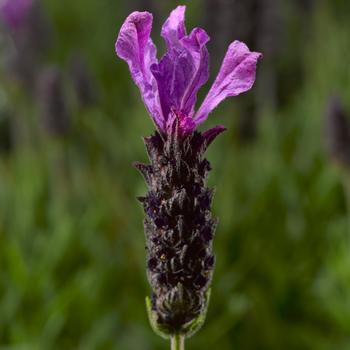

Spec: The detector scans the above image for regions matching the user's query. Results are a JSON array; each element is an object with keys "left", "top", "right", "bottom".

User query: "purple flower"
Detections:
[
  {"left": 117, "top": 6, "right": 262, "bottom": 341},
  {"left": 115, "top": 5, "right": 262, "bottom": 137},
  {"left": 0, "top": 0, "right": 33, "bottom": 30}
]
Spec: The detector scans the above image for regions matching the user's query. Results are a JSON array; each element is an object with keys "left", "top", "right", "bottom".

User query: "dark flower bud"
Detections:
[
  {"left": 137, "top": 128, "right": 217, "bottom": 335},
  {"left": 193, "top": 274, "right": 208, "bottom": 290},
  {"left": 154, "top": 217, "right": 167, "bottom": 228},
  {"left": 38, "top": 67, "right": 70, "bottom": 137},
  {"left": 69, "top": 54, "right": 98, "bottom": 108},
  {"left": 204, "top": 255, "right": 215, "bottom": 270},
  {"left": 192, "top": 183, "right": 201, "bottom": 196},
  {"left": 201, "top": 226, "right": 214, "bottom": 242},
  {"left": 325, "top": 96, "right": 350, "bottom": 167},
  {"left": 148, "top": 257, "right": 158, "bottom": 271}
]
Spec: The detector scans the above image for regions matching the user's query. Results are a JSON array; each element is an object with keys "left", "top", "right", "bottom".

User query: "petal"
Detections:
[
  {"left": 165, "top": 110, "right": 196, "bottom": 136},
  {"left": 195, "top": 41, "right": 262, "bottom": 125},
  {"left": 115, "top": 11, "right": 164, "bottom": 130},
  {"left": 161, "top": 5, "right": 186, "bottom": 48},
  {"left": 152, "top": 7, "right": 210, "bottom": 125},
  {"left": 151, "top": 49, "right": 195, "bottom": 121},
  {"left": 180, "top": 28, "right": 210, "bottom": 116},
  {"left": 202, "top": 125, "right": 227, "bottom": 147},
  {"left": 179, "top": 115, "right": 196, "bottom": 136}
]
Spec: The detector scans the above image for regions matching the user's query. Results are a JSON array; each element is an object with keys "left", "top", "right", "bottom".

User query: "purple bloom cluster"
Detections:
[
  {"left": 0, "top": 0, "right": 33, "bottom": 30},
  {"left": 115, "top": 5, "right": 262, "bottom": 339},
  {"left": 116, "top": 5, "right": 261, "bottom": 138}
]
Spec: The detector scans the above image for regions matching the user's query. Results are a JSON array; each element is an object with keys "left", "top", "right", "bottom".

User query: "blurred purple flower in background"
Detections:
[
  {"left": 69, "top": 54, "right": 98, "bottom": 109},
  {"left": 0, "top": 0, "right": 51, "bottom": 90},
  {"left": 116, "top": 5, "right": 261, "bottom": 137},
  {"left": 38, "top": 67, "right": 70, "bottom": 137},
  {"left": 0, "top": 0, "right": 33, "bottom": 30},
  {"left": 326, "top": 96, "right": 350, "bottom": 167}
]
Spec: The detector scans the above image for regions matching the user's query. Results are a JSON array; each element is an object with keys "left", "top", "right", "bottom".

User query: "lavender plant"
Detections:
[
  {"left": 0, "top": 0, "right": 51, "bottom": 88},
  {"left": 0, "top": 0, "right": 33, "bottom": 30},
  {"left": 325, "top": 96, "right": 350, "bottom": 167},
  {"left": 115, "top": 5, "right": 261, "bottom": 349},
  {"left": 38, "top": 67, "right": 70, "bottom": 137}
]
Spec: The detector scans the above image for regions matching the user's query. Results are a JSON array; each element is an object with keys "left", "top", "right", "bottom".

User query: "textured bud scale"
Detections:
[{"left": 136, "top": 126, "right": 217, "bottom": 336}]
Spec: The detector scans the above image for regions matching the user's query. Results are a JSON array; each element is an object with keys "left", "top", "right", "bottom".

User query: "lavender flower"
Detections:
[
  {"left": 38, "top": 67, "right": 70, "bottom": 137},
  {"left": 69, "top": 54, "right": 98, "bottom": 108},
  {"left": 0, "top": 0, "right": 33, "bottom": 30},
  {"left": 326, "top": 96, "right": 350, "bottom": 167},
  {"left": 116, "top": 5, "right": 261, "bottom": 345},
  {"left": 1, "top": 0, "right": 51, "bottom": 90}
]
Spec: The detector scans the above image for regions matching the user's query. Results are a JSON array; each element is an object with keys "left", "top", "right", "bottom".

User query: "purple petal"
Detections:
[
  {"left": 195, "top": 41, "right": 262, "bottom": 125},
  {"left": 165, "top": 110, "right": 197, "bottom": 137},
  {"left": 178, "top": 115, "right": 196, "bottom": 136},
  {"left": 152, "top": 6, "right": 210, "bottom": 132},
  {"left": 0, "top": 0, "right": 33, "bottom": 30},
  {"left": 180, "top": 28, "right": 210, "bottom": 116},
  {"left": 115, "top": 12, "right": 164, "bottom": 130},
  {"left": 161, "top": 5, "right": 186, "bottom": 48},
  {"left": 202, "top": 125, "right": 227, "bottom": 146},
  {"left": 151, "top": 48, "right": 195, "bottom": 122}
]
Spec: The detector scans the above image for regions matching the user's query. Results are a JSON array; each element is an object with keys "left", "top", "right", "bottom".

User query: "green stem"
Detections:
[{"left": 171, "top": 334, "right": 185, "bottom": 350}]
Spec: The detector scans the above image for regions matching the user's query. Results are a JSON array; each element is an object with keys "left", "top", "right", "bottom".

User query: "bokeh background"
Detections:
[{"left": 1, "top": 0, "right": 350, "bottom": 349}]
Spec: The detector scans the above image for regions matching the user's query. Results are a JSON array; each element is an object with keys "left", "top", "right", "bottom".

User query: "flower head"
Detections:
[
  {"left": 0, "top": 0, "right": 33, "bottom": 30},
  {"left": 115, "top": 5, "right": 262, "bottom": 137},
  {"left": 116, "top": 6, "right": 262, "bottom": 342}
]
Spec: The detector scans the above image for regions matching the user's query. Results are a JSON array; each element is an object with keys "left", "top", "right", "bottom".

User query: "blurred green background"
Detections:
[{"left": 1, "top": 0, "right": 350, "bottom": 349}]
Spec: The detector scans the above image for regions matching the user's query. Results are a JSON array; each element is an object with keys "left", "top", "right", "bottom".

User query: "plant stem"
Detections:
[{"left": 171, "top": 334, "right": 185, "bottom": 350}]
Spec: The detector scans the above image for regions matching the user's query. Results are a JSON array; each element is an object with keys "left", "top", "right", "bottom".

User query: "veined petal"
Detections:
[
  {"left": 161, "top": 5, "right": 186, "bottom": 48},
  {"left": 151, "top": 50, "right": 195, "bottom": 122},
  {"left": 180, "top": 28, "right": 210, "bottom": 116},
  {"left": 152, "top": 7, "right": 210, "bottom": 127},
  {"left": 115, "top": 11, "right": 164, "bottom": 129},
  {"left": 195, "top": 41, "right": 262, "bottom": 125},
  {"left": 165, "top": 110, "right": 196, "bottom": 136}
]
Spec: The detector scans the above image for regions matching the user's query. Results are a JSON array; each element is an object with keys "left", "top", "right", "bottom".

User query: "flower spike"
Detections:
[{"left": 115, "top": 5, "right": 262, "bottom": 346}]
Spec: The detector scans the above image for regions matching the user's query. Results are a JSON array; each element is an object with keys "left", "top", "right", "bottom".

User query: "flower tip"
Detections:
[
  {"left": 164, "top": 5, "right": 186, "bottom": 27},
  {"left": 187, "top": 27, "right": 210, "bottom": 46},
  {"left": 126, "top": 10, "right": 153, "bottom": 21},
  {"left": 117, "top": 10, "right": 153, "bottom": 35},
  {"left": 230, "top": 40, "right": 262, "bottom": 59},
  {"left": 115, "top": 10, "right": 153, "bottom": 58},
  {"left": 174, "top": 5, "right": 186, "bottom": 13}
]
